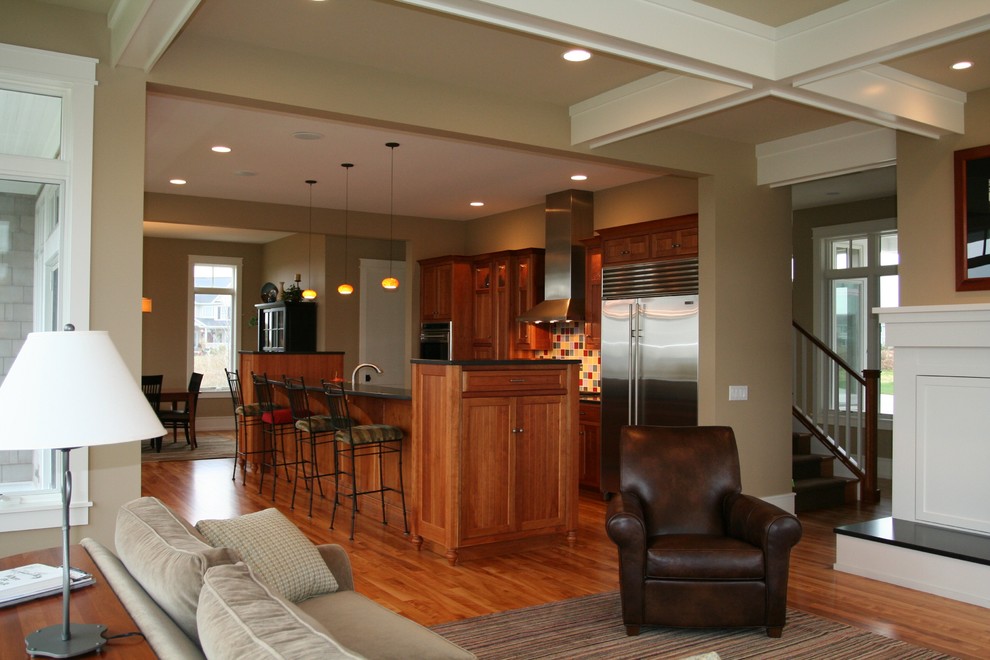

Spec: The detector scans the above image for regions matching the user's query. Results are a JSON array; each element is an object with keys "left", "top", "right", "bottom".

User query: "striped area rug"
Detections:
[{"left": 430, "top": 591, "right": 954, "bottom": 659}]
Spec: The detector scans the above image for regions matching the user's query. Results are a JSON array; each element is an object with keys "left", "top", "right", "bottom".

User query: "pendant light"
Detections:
[
  {"left": 302, "top": 179, "right": 318, "bottom": 300},
  {"left": 337, "top": 163, "right": 355, "bottom": 296},
  {"left": 381, "top": 142, "right": 400, "bottom": 290}
]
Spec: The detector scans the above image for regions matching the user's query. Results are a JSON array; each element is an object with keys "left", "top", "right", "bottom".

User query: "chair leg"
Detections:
[
  {"left": 349, "top": 444, "right": 357, "bottom": 540},
  {"left": 396, "top": 443, "right": 409, "bottom": 534},
  {"left": 766, "top": 626, "right": 783, "bottom": 638},
  {"left": 624, "top": 625, "right": 640, "bottom": 636},
  {"left": 377, "top": 442, "right": 388, "bottom": 526}
]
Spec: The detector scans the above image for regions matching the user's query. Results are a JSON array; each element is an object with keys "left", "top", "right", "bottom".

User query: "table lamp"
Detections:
[{"left": 0, "top": 325, "right": 166, "bottom": 658}]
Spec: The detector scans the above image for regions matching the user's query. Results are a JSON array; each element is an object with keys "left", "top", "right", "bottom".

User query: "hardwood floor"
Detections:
[{"left": 142, "top": 453, "right": 989, "bottom": 659}]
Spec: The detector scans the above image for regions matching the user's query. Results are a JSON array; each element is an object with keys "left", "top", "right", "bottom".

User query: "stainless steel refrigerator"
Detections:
[{"left": 600, "top": 259, "right": 699, "bottom": 495}]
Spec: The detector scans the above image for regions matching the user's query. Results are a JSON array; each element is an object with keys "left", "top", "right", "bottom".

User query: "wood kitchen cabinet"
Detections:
[
  {"left": 578, "top": 402, "right": 601, "bottom": 491},
  {"left": 511, "top": 249, "right": 550, "bottom": 353},
  {"left": 470, "top": 248, "right": 548, "bottom": 359},
  {"left": 418, "top": 255, "right": 473, "bottom": 359},
  {"left": 582, "top": 238, "right": 602, "bottom": 350},
  {"left": 411, "top": 361, "right": 580, "bottom": 565},
  {"left": 599, "top": 214, "right": 699, "bottom": 266}
]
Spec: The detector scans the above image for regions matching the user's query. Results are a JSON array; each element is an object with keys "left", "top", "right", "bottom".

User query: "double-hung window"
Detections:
[
  {"left": 189, "top": 257, "right": 241, "bottom": 392},
  {"left": 0, "top": 45, "right": 96, "bottom": 532},
  {"left": 814, "top": 219, "right": 898, "bottom": 417}
]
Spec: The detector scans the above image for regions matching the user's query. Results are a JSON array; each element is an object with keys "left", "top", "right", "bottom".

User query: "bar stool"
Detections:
[
  {"left": 321, "top": 379, "right": 408, "bottom": 540},
  {"left": 283, "top": 376, "right": 337, "bottom": 518},
  {"left": 225, "top": 368, "right": 266, "bottom": 485},
  {"left": 251, "top": 372, "right": 295, "bottom": 501}
]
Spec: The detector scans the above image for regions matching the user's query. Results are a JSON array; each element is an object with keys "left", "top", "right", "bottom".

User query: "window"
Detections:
[
  {"left": 814, "top": 219, "right": 898, "bottom": 416},
  {"left": 190, "top": 257, "right": 241, "bottom": 391},
  {"left": 0, "top": 45, "right": 96, "bottom": 532}
]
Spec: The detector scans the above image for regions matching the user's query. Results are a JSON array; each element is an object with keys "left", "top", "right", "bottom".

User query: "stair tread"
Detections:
[{"left": 793, "top": 476, "right": 855, "bottom": 491}]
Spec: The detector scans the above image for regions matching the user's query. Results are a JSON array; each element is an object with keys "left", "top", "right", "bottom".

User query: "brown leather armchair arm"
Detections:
[
  {"left": 724, "top": 493, "right": 803, "bottom": 552},
  {"left": 606, "top": 492, "right": 649, "bottom": 630}
]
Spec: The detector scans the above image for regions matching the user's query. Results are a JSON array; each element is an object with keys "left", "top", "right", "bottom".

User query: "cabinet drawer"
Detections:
[
  {"left": 579, "top": 403, "right": 600, "bottom": 424},
  {"left": 462, "top": 369, "right": 567, "bottom": 394}
]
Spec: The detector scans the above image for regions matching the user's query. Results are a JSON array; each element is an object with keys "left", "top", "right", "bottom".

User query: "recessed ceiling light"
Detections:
[
  {"left": 470, "top": 201, "right": 485, "bottom": 207},
  {"left": 951, "top": 61, "right": 973, "bottom": 70},
  {"left": 211, "top": 145, "right": 231, "bottom": 153},
  {"left": 292, "top": 131, "right": 324, "bottom": 140},
  {"left": 570, "top": 174, "right": 588, "bottom": 181},
  {"left": 169, "top": 178, "right": 187, "bottom": 185},
  {"left": 563, "top": 49, "right": 591, "bottom": 62},
  {"left": 234, "top": 170, "right": 256, "bottom": 177}
]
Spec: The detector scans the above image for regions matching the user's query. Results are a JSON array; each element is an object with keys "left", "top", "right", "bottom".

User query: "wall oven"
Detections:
[{"left": 419, "top": 321, "right": 452, "bottom": 360}]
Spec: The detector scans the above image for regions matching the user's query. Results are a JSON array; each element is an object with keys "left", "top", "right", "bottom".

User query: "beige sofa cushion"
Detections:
[
  {"left": 115, "top": 497, "right": 240, "bottom": 645},
  {"left": 198, "top": 562, "right": 362, "bottom": 660},
  {"left": 196, "top": 507, "right": 337, "bottom": 602}
]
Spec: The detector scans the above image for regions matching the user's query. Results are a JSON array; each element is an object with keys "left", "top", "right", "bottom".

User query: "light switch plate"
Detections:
[{"left": 728, "top": 385, "right": 748, "bottom": 401}]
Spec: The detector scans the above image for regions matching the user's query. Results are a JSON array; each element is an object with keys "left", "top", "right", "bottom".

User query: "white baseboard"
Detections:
[
  {"left": 193, "top": 416, "right": 234, "bottom": 432},
  {"left": 762, "top": 492, "right": 796, "bottom": 514}
]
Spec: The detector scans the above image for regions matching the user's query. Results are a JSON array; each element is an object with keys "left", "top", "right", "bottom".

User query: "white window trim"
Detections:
[
  {"left": 812, "top": 218, "right": 897, "bottom": 428},
  {"left": 0, "top": 44, "right": 96, "bottom": 533},
  {"left": 188, "top": 255, "right": 242, "bottom": 391}
]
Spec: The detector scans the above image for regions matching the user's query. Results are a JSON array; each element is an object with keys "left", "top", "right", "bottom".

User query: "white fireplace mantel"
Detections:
[{"left": 833, "top": 304, "right": 990, "bottom": 608}]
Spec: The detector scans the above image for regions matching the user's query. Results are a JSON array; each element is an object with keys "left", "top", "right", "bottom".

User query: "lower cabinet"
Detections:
[
  {"left": 578, "top": 403, "right": 601, "bottom": 491},
  {"left": 412, "top": 361, "right": 579, "bottom": 565}
]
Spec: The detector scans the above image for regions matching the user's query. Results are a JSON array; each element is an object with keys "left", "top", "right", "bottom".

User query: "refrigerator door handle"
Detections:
[{"left": 626, "top": 303, "right": 634, "bottom": 426}]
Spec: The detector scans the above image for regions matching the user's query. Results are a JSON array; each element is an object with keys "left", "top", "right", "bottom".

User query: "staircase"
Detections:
[{"left": 792, "top": 432, "right": 857, "bottom": 513}]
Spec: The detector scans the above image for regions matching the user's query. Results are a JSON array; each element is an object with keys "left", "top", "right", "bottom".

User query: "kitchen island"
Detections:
[{"left": 411, "top": 358, "right": 581, "bottom": 565}]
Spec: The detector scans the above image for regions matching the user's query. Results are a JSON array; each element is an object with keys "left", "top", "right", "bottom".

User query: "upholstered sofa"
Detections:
[{"left": 81, "top": 497, "right": 474, "bottom": 659}]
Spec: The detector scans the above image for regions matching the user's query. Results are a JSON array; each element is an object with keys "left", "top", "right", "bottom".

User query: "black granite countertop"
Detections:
[
  {"left": 305, "top": 382, "right": 411, "bottom": 400},
  {"left": 579, "top": 392, "right": 601, "bottom": 403},
  {"left": 411, "top": 358, "right": 582, "bottom": 366}
]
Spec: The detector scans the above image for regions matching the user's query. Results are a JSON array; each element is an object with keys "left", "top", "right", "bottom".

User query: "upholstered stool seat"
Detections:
[{"left": 322, "top": 380, "right": 409, "bottom": 540}]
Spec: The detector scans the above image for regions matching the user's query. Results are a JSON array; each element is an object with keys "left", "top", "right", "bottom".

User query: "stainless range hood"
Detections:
[{"left": 517, "top": 189, "right": 593, "bottom": 324}]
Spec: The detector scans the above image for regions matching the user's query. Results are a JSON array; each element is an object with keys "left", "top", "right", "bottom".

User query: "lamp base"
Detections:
[{"left": 26, "top": 623, "right": 108, "bottom": 658}]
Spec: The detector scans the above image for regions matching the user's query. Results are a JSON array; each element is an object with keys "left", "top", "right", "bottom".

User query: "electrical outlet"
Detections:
[{"left": 728, "top": 385, "right": 748, "bottom": 401}]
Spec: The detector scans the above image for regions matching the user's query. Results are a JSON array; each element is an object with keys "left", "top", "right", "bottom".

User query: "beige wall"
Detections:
[
  {"left": 898, "top": 87, "right": 990, "bottom": 307},
  {"left": 2, "top": 1, "right": 147, "bottom": 554},
  {"left": 7, "top": 1, "right": 988, "bottom": 559}
]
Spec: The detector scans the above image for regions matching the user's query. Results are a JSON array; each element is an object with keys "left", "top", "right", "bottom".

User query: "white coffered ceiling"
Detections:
[{"left": 26, "top": 0, "right": 990, "bottom": 227}]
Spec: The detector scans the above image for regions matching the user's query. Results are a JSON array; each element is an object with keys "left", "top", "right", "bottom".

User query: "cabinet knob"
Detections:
[{"left": 672, "top": 243, "right": 681, "bottom": 248}]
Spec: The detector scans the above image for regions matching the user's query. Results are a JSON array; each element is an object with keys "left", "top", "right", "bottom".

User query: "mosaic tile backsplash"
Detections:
[{"left": 535, "top": 322, "right": 601, "bottom": 392}]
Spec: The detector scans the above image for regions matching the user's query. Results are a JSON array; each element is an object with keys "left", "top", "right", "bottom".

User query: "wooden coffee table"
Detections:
[{"left": 0, "top": 544, "right": 155, "bottom": 658}]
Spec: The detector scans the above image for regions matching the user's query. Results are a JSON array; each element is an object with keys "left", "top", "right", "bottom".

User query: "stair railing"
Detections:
[{"left": 792, "top": 321, "right": 880, "bottom": 503}]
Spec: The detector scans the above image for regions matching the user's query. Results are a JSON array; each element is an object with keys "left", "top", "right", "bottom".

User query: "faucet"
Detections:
[{"left": 351, "top": 363, "right": 383, "bottom": 389}]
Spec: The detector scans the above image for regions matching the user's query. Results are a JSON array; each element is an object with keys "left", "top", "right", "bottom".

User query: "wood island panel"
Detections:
[{"left": 411, "top": 361, "right": 580, "bottom": 565}]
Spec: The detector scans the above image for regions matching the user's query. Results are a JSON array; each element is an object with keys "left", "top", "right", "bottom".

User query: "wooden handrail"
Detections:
[
  {"left": 792, "top": 321, "right": 865, "bottom": 387},
  {"left": 792, "top": 321, "right": 880, "bottom": 504}
]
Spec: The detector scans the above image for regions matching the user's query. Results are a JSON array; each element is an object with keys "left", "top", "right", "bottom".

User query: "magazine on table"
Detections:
[{"left": 0, "top": 564, "right": 94, "bottom": 607}]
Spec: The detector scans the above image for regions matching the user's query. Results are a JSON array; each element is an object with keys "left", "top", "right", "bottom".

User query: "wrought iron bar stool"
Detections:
[
  {"left": 321, "top": 379, "right": 408, "bottom": 540},
  {"left": 283, "top": 376, "right": 338, "bottom": 517},
  {"left": 251, "top": 372, "right": 295, "bottom": 500},
  {"left": 225, "top": 368, "right": 267, "bottom": 485}
]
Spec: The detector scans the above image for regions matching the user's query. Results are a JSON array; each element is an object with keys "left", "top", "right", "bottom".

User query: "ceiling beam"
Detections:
[
  {"left": 401, "top": 0, "right": 989, "bottom": 144},
  {"left": 110, "top": 0, "right": 201, "bottom": 72}
]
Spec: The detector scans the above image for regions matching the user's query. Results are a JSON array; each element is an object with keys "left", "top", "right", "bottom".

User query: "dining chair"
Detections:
[
  {"left": 158, "top": 372, "right": 204, "bottom": 449},
  {"left": 141, "top": 374, "right": 165, "bottom": 452}
]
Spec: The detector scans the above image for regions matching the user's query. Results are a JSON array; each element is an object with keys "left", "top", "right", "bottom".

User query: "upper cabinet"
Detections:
[
  {"left": 418, "top": 255, "right": 473, "bottom": 359},
  {"left": 471, "top": 248, "right": 549, "bottom": 359},
  {"left": 599, "top": 214, "right": 699, "bottom": 267},
  {"left": 511, "top": 248, "right": 550, "bottom": 353},
  {"left": 582, "top": 238, "right": 602, "bottom": 350},
  {"left": 255, "top": 301, "right": 317, "bottom": 352}
]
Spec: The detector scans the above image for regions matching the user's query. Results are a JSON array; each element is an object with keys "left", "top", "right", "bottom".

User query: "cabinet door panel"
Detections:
[
  {"left": 514, "top": 396, "right": 566, "bottom": 531},
  {"left": 460, "top": 398, "right": 513, "bottom": 540}
]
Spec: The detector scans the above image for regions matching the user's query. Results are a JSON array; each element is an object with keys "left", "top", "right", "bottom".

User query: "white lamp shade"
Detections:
[{"left": 0, "top": 330, "right": 166, "bottom": 449}]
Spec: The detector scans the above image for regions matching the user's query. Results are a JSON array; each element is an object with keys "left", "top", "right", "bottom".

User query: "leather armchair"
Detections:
[{"left": 606, "top": 425, "right": 802, "bottom": 638}]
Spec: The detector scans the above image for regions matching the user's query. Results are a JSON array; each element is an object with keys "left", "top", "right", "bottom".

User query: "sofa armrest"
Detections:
[
  {"left": 81, "top": 538, "right": 206, "bottom": 660},
  {"left": 316, "top": 544, "right": 354, "bottom": 591}
]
